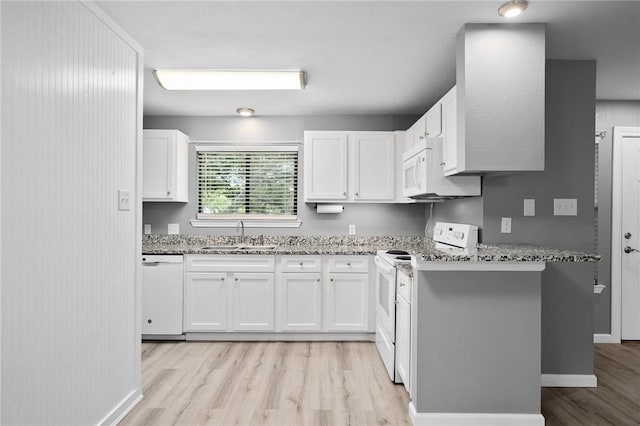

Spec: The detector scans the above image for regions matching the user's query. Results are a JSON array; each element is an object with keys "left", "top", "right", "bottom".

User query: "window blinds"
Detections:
[{"left": 196, "top": 145, "right": 298, "bottom": 220}]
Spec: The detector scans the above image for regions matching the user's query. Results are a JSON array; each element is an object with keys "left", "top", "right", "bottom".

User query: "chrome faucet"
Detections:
[{"left": 236, "top": 220, "right": 245, "bottom": 244}]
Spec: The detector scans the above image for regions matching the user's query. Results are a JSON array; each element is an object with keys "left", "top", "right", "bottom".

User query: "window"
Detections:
[{"left": 196, "top": 145, "right": 298, "bottom": 221}]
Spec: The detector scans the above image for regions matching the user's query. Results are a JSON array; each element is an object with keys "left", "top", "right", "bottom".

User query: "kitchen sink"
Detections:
[{"left": 200, "top": 245, "right": 240, "bottom": 250}]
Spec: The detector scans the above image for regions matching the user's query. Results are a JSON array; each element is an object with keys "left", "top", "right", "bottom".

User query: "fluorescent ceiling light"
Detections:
[
  {"left": 153, "top": 69, "right": 307, "bottom": 90},
  {"left": 498, "top": 0, "right": 528, "bottom": 17}
]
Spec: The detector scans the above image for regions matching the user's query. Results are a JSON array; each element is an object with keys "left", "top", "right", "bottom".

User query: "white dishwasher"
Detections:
[{"left": 142, "top": 255, "right": 184, "bottom": 337}]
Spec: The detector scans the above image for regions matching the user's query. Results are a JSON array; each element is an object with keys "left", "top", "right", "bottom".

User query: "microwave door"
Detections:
[{"left": 402, "top": 155, "right": 422, "bottom": 197}]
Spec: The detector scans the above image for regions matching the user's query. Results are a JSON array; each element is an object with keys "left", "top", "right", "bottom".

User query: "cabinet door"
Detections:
[
  {"left": 425, "top": 103, "right": 442, "bottom": 138},
  {"left": 351, "top": 133, "right": 395, "bottom": 201},
  {"left": 184, "top": 273, "right": 227, "bottom": 331},
  {"left": 396, "top": 296, "right": 411, "bottom": 392},
  {"left": 143, "top": 130, "right": 175, "bottom": 200},
  {"left": 277, "top": 273, "right": 322, "bottom": 331},
  {"left": 303, "top": 131, "right": 348, "bottom": 201},
  {"left": 232, "top": 273, "right": 275, "bottom": 331},
  {"left": 412, "top": 115, "right": 426, "bottom": 146},
  {"left": 326, "top": 273, "right": 369, "bottom": 331},
  {"left": 441, "top": 87, "right": 458, "bottom": 176}
]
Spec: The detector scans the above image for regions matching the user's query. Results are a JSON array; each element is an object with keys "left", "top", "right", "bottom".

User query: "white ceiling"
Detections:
[{"left": 97, "top": 1, "right": 640, "bottom": 116}]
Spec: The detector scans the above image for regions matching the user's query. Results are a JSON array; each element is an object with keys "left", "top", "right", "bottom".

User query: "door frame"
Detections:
[{"left": 611, "top": 126, "right": 640, "bottom": 342}]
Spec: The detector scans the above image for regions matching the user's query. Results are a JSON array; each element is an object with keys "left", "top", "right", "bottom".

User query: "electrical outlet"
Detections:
[
  {"left": 118, "top": 189, "right": 131, "bottom": 211},
  {"left": 524, "top": 199, "right": 535, "bottom": 217},
  {"left": 168, "top": 223, "right": 179, "bottom": 235},
  {"left": 144, "top": 224, "right": 151, "bottom": 235},
  {"left": 501, "top": 217, "right": 512, "bottom": 233},
  {"left": 349, "top": 224, "right": 356, "bottom": 235},
  {"left": 554, "top": 198, "right": 577, "bottom": 216}
]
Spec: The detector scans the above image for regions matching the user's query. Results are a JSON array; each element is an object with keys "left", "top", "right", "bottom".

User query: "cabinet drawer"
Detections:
[
  {"left": 185, "top": 254, "right": 275, "bottom": 272},
  {"left": 279, "top": 255, "right": 322, "bottom": 273},
  {"left": 327, "top": 255, "right": 369, "bottom": 273}
]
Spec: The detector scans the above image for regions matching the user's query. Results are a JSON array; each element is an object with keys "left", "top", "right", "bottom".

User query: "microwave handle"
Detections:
[{"left": 414, "top": 158, "right": 420, "bottom": 190}]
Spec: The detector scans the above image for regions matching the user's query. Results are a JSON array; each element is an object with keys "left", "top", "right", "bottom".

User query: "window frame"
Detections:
[{"left": 190, "top": 143, "right": 302, "bottom": 228}]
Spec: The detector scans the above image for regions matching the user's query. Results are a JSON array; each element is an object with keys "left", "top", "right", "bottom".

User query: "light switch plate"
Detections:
[
  {"left": 501, "top": 217, "right": 512, "bottom": 233},
  {"left": 524, "top": 199, "right": 535, "bottom": 216},
  {"left": 144, "top": 224, "right": 151, "bottom": 235},
  {"left": 554, "top": 198, "right": 577, "bottom": 216},
  {"left": 348, "top": 224, "right": 356, "bottom": 235},
  {"left": 168, "top": 223, "right": 179, "bottom": 235},
  {"left": 118, "top": 189, "right": 131, "bottom": 211}
]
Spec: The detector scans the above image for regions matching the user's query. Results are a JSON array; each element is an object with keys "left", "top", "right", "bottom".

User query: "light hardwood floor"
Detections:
[
  {"left": 121, "top": 341, "right": 411, "bottom": 426},
  {"left": 121, "top": 341, "right": 640, "bottom": 426}
]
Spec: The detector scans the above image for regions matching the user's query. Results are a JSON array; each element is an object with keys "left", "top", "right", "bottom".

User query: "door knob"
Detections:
[
  {"left": 624, "top": 246, "right": 640, "bottom": 254},
  {"left": 625, "top": 232, "right": 632, "bottom": 240}
]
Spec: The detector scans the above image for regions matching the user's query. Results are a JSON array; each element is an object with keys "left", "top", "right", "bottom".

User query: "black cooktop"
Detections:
[{"left": 387, "top": 249, "right": 410, "bottom": 255}]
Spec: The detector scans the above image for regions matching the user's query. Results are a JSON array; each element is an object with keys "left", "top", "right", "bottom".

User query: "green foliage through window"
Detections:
[{"left": 197, "top": 148, "right": 298, "bottom": 219}]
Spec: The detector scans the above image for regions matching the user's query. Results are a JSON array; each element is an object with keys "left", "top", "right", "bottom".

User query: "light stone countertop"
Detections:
[{"left": 142, "top": 235, "right": 601, "bottom": 263}]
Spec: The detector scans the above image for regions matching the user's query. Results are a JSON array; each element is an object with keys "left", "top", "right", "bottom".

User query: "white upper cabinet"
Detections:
[
  {"left": 143, "top": 129, "right": 189, "bottom": 202},
  {"left": 441, "top": 87, "right": 459, "bottom": 175},
  {"left": 350, "top": 133, "right": 395, "bottom": 201},
  {"left": 425, "top": 102, "right": 442, "bottom": 138},
  {"left": 304, "top": 131, "right": 395, "bottom": 202},
  {"left": 303, "top": 132, "right": 348, "bottom": 201}
]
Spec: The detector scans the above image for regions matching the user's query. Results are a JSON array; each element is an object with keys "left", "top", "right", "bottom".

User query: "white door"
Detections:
[
  {"left": 278, "top": 273, "right": 322, "bottom": 331},
  {"left": 350, "top": 132, "right": 395, "bottom": 200},
  {"left": 184, "top": 273, "right": 227, "bottom": 331},
  {"left": 621, "top": 133, "right": 640, "bottom": 339},
  {"left": 232, "top": 272, "right": 275, "bottom": 331},
  {"left": 326, "top": 273, "right": 369, "bottom": 331}
]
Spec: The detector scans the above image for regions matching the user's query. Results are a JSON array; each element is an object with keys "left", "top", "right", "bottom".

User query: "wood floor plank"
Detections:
[{"left": 122, "top": 341, "right": 640, "bottom": 425}]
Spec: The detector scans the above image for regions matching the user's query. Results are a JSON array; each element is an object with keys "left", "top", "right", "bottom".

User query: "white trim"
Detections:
[
  {"left": 195, "top": 144, "right": 299, "bottom": 152},
  {"left": 409, "top": 403, "right": 544, "bottom": 426},
  {"left": 190, "top": 219, "right": 302, "bottom": 228},
  {"left": 611, "top": 127, "right": 640, "bottom": 342},
  {"left": 594, "top": 333, "right": 620, "bottom": 343},
  {"left": 80, "top": 2, "right": 143, "bottom": 52},
  {"left": 184, "top": 332, "right": 375, "bottom": 341},
  {"left": 541, "top": 374, "right": 597, "bottom": 387},
  {"left": 413, "top": 260, "right": 545, "bottom": 272},
  {"left": 98, "top": 389, "right": 143, "bottom": 426}
]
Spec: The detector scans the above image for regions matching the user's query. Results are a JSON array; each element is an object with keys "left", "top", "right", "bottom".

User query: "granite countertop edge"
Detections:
[{"left": 142, "top": 236, "right": 601, "bottom": 263}]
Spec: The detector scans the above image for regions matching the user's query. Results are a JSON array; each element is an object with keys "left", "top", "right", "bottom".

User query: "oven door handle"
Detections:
[{"left": 375, "top": 256, "right": 395, "bottom": 274}]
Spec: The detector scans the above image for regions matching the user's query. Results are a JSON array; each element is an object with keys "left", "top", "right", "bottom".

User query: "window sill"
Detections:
[{"left": 190, "top": 219, "right": 302, "bottom": 228}]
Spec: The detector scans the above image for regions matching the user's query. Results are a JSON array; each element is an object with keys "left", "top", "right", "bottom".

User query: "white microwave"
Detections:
[{"left": 401, "top": 138, "right": 481, "bottom": 199}]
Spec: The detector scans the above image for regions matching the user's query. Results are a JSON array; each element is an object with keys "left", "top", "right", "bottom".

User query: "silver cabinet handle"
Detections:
[{"left": 299, "top": 262, "right": 304, "bottom": 266}]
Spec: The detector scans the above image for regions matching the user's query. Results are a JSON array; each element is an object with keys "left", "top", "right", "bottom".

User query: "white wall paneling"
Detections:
[{"left": 1, "top": 1, "right": 143, "bottom": 424}]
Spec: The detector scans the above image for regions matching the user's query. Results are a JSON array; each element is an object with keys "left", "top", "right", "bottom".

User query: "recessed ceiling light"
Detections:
[
  {"left": 236, "top": 108, "right": 255, "bottom": 117},
  {"left": 498, "top": 0, "right": 528, "bottom": 17},
  {"left": 153, "top": 69, "right": 307, "bottom": 90}
]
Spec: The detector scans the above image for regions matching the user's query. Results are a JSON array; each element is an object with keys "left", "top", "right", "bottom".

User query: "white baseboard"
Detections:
[
  {"left": 541, "top": 374, "right": 597, "bottom": 387},
  {"left": 185, "top": 332, "right": 375, "bottom": 341},
  {"left": 99, "top": 389, "right": 143, "bottom": 426},
  {"left": 594, "top": 333, "right": 620, "bottom": 343},
  {"left": 409, "top": 403, "right": 544, "bottom": 426}
]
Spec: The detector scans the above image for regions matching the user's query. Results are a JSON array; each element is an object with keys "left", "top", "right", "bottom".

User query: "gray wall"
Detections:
[
  {"left": 432, "top": 60, "right": 597, "bottom": 375},
  {"left": 594, "top": 101, "right": 640, "bottom": 333},
  {"left": 143, "top": 115, "right": 426, "bottom": 236}
]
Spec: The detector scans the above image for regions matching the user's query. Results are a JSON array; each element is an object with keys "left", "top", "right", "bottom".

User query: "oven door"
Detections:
[{"left": 375, "top": 256, "right": 397, "bottom": 342}]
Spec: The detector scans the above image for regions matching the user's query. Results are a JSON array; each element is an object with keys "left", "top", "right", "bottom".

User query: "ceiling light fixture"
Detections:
[
  {"left": 153, "top": 69, "right": 307, "bottom": 90},
  {"left": 236, "top": 108, "right": 255, "bottom": 117},
  {"left": 498, "top": 0, "right": 528, "bottom": 17}
]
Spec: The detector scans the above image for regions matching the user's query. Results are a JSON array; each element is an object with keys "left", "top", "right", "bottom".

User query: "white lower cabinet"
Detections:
[
  {"left": 325, "top": 255, "right": 369, "bottom": 331},
  {"left": 232, "top": 272, "right": 275, "bottom": 331},
  {"left": 184, "top": 254, "right": 371, "bottom": 336},
  {"left": 184, "top": 255, "right": 275, "bottom": 332},
  {"left": 184, "top": 272, "right": 227, "bottom": 331},
  {"left": 277, "top": 272, "right": 322, "bottom": 331}
]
